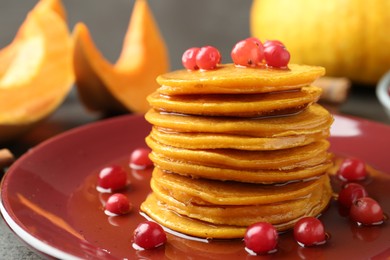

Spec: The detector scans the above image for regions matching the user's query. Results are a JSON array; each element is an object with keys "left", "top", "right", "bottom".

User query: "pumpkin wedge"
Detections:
[
  {"left": 73, "top": 0, "right": 169, "bottom": 114},
  {"left": 0, "top": 0, "right": 73, "bottom": 142},
  {"left": 0, "top": 0, "right": 66, "bottom": 73}
]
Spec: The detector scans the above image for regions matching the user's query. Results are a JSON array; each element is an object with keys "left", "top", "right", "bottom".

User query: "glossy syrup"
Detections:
[{"left": 67, "top": 156, "right": 390, "bottom": 259}]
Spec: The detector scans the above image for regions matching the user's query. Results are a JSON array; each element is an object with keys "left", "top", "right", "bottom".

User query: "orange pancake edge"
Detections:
[{"left": 156, "top": 64, "right": 325, "bottom": 95}]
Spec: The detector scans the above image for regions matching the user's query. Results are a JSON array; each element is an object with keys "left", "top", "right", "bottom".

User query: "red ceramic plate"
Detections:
[{"left": 1, "top": 114, "right": 390, "bottom": 259}]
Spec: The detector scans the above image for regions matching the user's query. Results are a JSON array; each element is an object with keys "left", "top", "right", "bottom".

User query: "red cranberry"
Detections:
[
  {"left": 350, "top": 197, "right": 384, "bottom": 225},
  {"left": 182, "top": 47, "right": 200, "bottom": 70},
  {"left": 105, "top": 193, "right": 132, "bottom": 215},
  {"left": 244, "top": 222, "right": 278, "bottom": 255},
  {"left": 196, "top": 46, "right": 221, "bottom": 70},
  {"left": 231, "top": 37, "right": 264, "bottom": 67},
  {"left": 130, "top": 148, "right": 153, "bottom": 170},
  {"left": 133, "top": 221, "right": 167, "bottom": 250},
  {"left": 264, "top": 44, "right": 290, "bottom": 68},
  {"left": 293, "top": 217, "right": 326, "bottom": 247},
  {"left": 338, "top": 183, "right": 368, "bottom": 208},
  {"left": 337, "top": 158, "right": 367, "bottom": 181},
  {"left": 98, "top": 165, "right": 128, "bottom": 191}
]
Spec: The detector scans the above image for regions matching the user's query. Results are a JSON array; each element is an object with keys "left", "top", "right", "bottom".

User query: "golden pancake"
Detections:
[
  {"left": 141, "top": 194, "right": 246, "bottom": 239},
  {"left": 149, "top": 127, "right": 329, "bottom": 151},
  {"left": 147, "top": 86, "right": 322, "bottom": 117},
  {"left": 150, "top": 152, "right": 332, "bottom": 183},
  {"left": 145, "top": 104, "right": 333, "bottom": 138},
  {"left": 151, "top": 168, "right": 327, "bottom": 205},
  {"left": 146, "top": 137, "right": 330, "bottom": 170},
  {"left": 157, "top": 64, "right": 325, "bottom": 95},
  {"left": 140, "top": 175, "right": 332, "bottom": 238},
  {"left": 151, "top": 176, "right": 330, "bottom": 227}
]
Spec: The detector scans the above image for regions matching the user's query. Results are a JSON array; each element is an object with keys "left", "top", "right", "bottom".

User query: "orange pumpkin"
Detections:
[
  {"left": 0, "top": 0, "right": 73, "bottom": 142},
  {"left": 250, "top": 0, "right": 390, "bottom": 85},
  {"left": 73, "top": 0, "right": 169, "bottom": 114}
]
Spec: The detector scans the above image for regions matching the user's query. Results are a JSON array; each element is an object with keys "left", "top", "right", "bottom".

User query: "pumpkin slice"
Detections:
[
  {"left": 0, "top": 0, "right": 73, "bottom": 142},
  {"left": 0, "top": 0, "right": 66, "bottom": 75},
  {"left": 73, "top": 0, "right": 169, "bottom": 114}
]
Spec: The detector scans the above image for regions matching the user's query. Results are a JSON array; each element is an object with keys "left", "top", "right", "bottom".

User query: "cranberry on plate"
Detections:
[
  {"left": 133, "top": 221, "right": 167, "bottom": 250},
  {"left": 244, "top": 222, "right": 278, "bottom": 255}
]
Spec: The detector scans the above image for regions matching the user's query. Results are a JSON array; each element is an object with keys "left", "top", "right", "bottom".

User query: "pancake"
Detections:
[
  {"left": 146, "top": 137, "right": 330, "bottom": 170},
  {"left": 157, "top": 64, "right": 325, "bottom": 95},
  {"left": 151, "top": 176, "right": 330, "bottom": 227},
  {"left": 145, "top": 103, "right": 333, "bottom": 138},
  {"left": 151, "top": 168, "right": 327, "bottom": 205},
  {"left": 147, "top": 86, "right": 322, "bottom": 117},
  {"left": 150, "top": 152, "right": 333, "bottom": 183},
  {"left": 141, "top": 194, "right": 247, "bottom": 239},
  {"left": 149, "top": 127, "right": 329, "bottom": 151},
  {"left": 140, "top": 174, "right": 332, "bottom": 238}
]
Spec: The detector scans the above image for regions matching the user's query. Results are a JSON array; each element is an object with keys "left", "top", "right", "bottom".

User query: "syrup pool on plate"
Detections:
[{"left": 66, "top": 155, "right": 390, "bottom": 259}]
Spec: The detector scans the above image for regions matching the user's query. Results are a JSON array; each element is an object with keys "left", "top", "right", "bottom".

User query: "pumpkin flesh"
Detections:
[
  {"left": 73, "top": 0, "right": 169, "bottom": 114},
  {"left": 0, "top": 0, "right": 73, "bottom": 141}
]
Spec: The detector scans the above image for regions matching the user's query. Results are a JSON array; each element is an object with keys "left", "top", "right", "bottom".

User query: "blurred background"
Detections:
[{"left": 0, "top": 0, "right": 252, "bottom": 70}]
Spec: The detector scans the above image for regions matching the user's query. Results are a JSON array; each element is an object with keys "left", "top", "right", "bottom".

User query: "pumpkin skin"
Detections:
[
  {"left": 73, "top": 0, "right": 169, "bottom": 114},
  {"left": 250, "top": 0, "right": 390, "bottom": 85},
  {"left": 0, "top": 0, "right": 73, "bottom": 142}
]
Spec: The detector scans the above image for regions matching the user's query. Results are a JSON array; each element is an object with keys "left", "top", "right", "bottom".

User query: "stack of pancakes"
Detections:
[{"left": 141, "top": 64, "right": 333, "bottom": 239}]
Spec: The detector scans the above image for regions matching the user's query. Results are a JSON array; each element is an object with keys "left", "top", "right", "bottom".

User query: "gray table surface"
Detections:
[{"left": 1, "top": 1, "right": 390, "bottom": 259}]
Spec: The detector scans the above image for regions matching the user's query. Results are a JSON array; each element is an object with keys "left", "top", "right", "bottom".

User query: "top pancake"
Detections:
[{"left": 157, "top": 64, "right": 325, "bottom": 95}]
